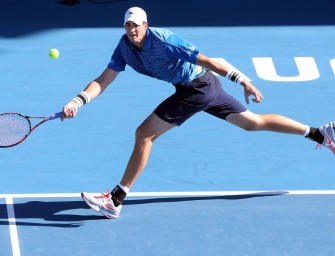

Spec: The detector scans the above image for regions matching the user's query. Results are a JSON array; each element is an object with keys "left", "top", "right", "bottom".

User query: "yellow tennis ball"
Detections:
[{"left": 49, "top": 48, "right": 59, "bottom": 59}]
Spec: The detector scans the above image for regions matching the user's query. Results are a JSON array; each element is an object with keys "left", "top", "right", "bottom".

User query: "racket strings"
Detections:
[{"left": 0, "top": 114, "right": 31, "bottom": 147}]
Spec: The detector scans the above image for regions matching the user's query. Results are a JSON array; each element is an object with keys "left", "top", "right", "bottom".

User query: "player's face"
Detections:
[{"left": 124, "top": 21, "right": 148, "bottom": 49}]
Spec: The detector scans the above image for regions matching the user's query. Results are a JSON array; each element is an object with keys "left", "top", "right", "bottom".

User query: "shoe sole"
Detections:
[{"left": 81, "top": 192, "right": 101, "bottom": 212}]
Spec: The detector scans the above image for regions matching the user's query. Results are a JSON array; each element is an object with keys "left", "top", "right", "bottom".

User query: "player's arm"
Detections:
[
  {"left": 62, "top": 68, "right": 119, "bottom": 120},
  {"left": 196, "top": 53, "right": 263, "bottom": 104}
]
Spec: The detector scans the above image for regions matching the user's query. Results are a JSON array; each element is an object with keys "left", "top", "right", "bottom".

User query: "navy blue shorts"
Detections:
[{"left": 154, "top": 70, "right": 247, "bottom": 126}]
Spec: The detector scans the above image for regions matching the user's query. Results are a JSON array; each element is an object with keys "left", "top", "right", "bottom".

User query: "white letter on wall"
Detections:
[
  {"left": 330, "top": 59, "right": 335, "bottom": 75},
  {"left": 252, "top": 57, "right": 320, "bottom": 82}
]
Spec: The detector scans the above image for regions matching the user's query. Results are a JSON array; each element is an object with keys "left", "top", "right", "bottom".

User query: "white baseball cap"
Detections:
[{"left": 123, "top": 7, "right": 147, "bottom": 26}]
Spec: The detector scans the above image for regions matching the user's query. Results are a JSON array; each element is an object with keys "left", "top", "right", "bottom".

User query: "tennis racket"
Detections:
[{"left": 0, "top": 112, "right": 63, "bottom": 148}]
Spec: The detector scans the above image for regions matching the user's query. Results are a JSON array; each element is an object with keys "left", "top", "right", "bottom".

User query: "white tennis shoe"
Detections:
[
  {"left": 81, "top": 190, "right": 122, "bottom": 219},
  {"left": 317, "top": 121, "right": 335, "bottom": 156}
]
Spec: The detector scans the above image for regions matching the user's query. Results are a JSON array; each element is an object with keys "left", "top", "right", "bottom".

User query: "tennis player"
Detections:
[{"left": 62, "top": 7, "right": 335, "bottom": 219}]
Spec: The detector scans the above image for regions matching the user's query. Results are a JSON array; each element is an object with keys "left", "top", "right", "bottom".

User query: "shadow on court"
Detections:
[
  {"left": 124, "top": 191, "right": 288, "bottom": 205},
  {"left": 0, "top": 191, "right": 287, "bottom": 228},
  {"left": 1, "top": 0, "right": 335, "bottom": 38}
]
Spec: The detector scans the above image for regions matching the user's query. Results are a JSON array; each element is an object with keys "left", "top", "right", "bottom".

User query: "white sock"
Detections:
[
  {"left": 303, "top": 125, "right": 310, "bottom": 137},
  {"left": 118, "top": 184, "right": 130, "bottom": 194}
]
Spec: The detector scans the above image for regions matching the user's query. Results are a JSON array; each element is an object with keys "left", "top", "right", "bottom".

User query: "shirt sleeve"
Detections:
[
  {"left": 164, "top": 34, "right": 199, "bottom": 64},
  {"left": 107, "top": 43, "right": 126, "bottom": 72}
]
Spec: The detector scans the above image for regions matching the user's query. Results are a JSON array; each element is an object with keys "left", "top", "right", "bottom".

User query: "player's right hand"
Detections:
[
  {"left": 241, "top": 80, "right": 263, "bottom": 105},
  {"left": 61, "top": 101, "right": 79, "bottom": 121}
]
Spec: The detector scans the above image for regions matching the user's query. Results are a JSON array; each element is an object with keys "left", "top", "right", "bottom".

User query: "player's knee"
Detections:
[
  {"left": 242, "top": 114, "right": 266, "bottom": 131},
  {"left": 241, "top": 124, "right": 257, "bottom": 132},
  {"left": 135, "top": 125, "right": 146, "bottom": 141},
  {"left": 135, "top": 125, "right": 154, "bottom": 143},
  {"left": 240, "top": 120, "right": 263, "bottom": 131}
]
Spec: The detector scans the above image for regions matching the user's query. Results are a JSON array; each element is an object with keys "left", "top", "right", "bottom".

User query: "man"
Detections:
[{"left": 62, "top": 7, "right": 335, "bottom": 219}]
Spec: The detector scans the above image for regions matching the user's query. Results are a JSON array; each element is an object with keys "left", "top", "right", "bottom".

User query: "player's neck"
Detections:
[{"left": 132, "top": 39, "right": 145, "bottom": 50}]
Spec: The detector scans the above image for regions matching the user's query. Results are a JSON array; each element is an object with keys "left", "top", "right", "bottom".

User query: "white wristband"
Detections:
[
  {"left": 72, "top": 91, "right": 91, "bottom": 107},
  {"left": 226, "top": 70, "right": 245, "bottom": 85}
]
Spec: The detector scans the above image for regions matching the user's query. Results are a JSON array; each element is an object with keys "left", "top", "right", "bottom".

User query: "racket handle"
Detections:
[{"left": 45, "top": 112, "right": 63, "bottom": 121}]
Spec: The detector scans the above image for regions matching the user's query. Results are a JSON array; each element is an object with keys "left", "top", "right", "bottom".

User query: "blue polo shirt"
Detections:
[{"left": 108, "top": 27, "right": 200, "bottom": 84}]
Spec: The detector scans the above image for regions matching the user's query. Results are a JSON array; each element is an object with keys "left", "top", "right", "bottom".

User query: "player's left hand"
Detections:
[{"left": 241, "top": 80, "right": 263, "bottom": 104}]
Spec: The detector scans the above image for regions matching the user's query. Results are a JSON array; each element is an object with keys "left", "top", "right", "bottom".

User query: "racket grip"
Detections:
[{"left": 46, "top": 111, "right": 63, "bottom": 121}]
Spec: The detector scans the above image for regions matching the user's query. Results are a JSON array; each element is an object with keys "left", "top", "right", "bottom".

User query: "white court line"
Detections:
[
  {"left": 1, "top": 190, "right": 334, "bottom": 256},
  {"left": 0, "top": 190, "right": 335, "bottom": 199},
  {"left": 5, "top": 197, "right": 21, "bottom": 256}
]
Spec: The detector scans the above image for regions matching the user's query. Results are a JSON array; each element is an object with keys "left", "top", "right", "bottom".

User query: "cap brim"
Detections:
[{"left": 124, "top": 17, "right": 140, "bottom": 25}]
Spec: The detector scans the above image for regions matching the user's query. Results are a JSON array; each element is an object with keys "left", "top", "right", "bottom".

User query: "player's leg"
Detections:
[
  {"left": 226, "top": 110, "right": 307, "bottom": 135},
  {"left": 226, "top": 110, "right": 335, "bottom": 154},
  {"left": 201, "top": 71, "right": 335, "bottom": 154},
  {"left": 119, "top": 112, "right": 175, "bottom": 189},
  {"left": 81, "top": 112, "right": 175, "bottom": 219}
]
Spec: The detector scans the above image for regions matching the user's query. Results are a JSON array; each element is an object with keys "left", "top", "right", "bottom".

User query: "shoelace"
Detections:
[{"left": 95, "top": 189, "right": 111, "bottom": 200}]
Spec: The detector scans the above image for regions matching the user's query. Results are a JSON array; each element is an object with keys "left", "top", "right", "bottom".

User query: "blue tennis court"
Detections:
[{"left": 1, "top": 0, "right": 335, "bottom": 255}]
